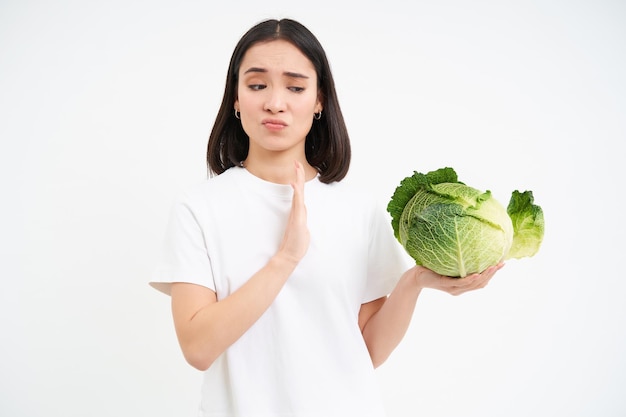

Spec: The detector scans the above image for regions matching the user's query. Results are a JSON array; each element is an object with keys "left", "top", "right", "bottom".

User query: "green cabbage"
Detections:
[{"left": 387, "top": 167, "right": 544, "bottom": 277}]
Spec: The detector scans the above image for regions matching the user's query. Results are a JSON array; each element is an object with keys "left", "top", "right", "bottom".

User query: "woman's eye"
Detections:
[
  {"left": 248, "top": 84, "right": 266, "bottom": 91},
  {"left": 288, "top": 86, "right": 304, "bottom": 93}
]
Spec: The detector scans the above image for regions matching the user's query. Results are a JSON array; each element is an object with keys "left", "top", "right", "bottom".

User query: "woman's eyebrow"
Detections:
[
  {"left": 243, "top": 67, "right": 309, "bottom": 79},
  {"left": 243, "top": 67, "right": 266, "bottom": 74},
  {"left": 283, "top": 71, "right": 309, "bottom": 79}
]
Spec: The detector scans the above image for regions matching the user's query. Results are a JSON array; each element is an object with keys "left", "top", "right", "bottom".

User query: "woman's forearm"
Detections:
[
  {"left": 172, "top": 253, "right": 298, "bottom": 371},
  {"left": 173, "top": 162, "right": 310, "bottom": 371},
  {"left": 361, "top": 263, "right": 503, "bottom": 368}
]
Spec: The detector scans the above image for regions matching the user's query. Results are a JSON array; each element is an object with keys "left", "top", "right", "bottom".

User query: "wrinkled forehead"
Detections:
[{"left": 239, "top": 39, "right": 316, "bottom": 78}]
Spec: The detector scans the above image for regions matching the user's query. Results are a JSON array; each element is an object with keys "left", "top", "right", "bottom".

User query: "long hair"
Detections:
[{"left": 206, "top": 19, "right": 351, "bottom": 183}]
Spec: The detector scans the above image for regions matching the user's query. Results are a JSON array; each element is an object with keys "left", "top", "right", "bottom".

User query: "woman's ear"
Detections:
[{"left": 316, "top": 91, "right": 323, "bottom": 113}]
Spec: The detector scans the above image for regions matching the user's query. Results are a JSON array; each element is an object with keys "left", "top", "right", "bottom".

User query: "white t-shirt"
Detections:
[{"left": 151, "top": 167, "right": 412, "bottom": 417}]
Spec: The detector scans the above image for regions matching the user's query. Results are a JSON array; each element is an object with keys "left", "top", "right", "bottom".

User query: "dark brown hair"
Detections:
[{"left": 206, "top": 18, "right": 351, "bottom": 183}]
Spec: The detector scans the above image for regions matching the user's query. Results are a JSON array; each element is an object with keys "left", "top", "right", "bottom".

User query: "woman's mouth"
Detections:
[{"left": 262, "top": 118, "right": 287, "bottom": 131}]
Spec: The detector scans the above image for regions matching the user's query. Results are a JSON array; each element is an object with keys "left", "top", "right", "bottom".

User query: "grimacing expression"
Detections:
[{"left": 235, "top": 40, "right": 322, "bottom": 157}]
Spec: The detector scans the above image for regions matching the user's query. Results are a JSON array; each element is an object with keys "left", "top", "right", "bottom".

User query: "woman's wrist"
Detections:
[
  {"left": 271, "top": 251, "right": 301, "bottom": 272},
  {"left": 411, "top": 265, "right": 434, "bottom": 290},
  {"left": 398, "top": 266, "right": 425, "bottom": 292}
]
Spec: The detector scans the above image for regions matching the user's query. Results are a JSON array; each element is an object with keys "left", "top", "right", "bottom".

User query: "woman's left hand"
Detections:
[{"left": 413, "top": 263, "right": 504, "bottom": 296}]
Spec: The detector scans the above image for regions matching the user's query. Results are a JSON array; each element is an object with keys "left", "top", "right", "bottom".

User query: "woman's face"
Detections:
[{"left": 235, "top": 40, "right": 322, "bottom": 160}]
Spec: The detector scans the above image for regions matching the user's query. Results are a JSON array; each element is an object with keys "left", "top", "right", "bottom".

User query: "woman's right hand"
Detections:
[{"left": 277, "top": 160, "right": 310, "bottom": 264}]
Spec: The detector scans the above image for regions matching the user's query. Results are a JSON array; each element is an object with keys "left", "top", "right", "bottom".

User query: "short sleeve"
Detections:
[
  {"left": 149, "top": 196, "right": 216, "bottom": 296},
  {"left": 362, "top": 201, "right": 414, "bottom": 303}
]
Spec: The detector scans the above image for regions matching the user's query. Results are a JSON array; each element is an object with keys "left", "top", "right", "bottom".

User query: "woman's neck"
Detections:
[{"left": 242, "top": 155, "right": 317, "bottom": 184}]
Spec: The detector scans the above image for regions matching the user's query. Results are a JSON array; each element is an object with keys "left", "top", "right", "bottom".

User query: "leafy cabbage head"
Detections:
[{"left": 387, "top": 167, "right": 544, "bottom": 277}]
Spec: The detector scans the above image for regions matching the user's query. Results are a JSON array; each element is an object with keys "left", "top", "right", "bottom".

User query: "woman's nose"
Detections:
[{"left": 263, "top": 88, "right": 286, "bottom": 113}]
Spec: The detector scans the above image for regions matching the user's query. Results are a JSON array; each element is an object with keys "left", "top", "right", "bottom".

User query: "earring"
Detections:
[
  {"left": 314, "top": 111, "right": 322, "bottom": 120},
  {"left": 234, "top": 109, "right": 240, "bottom": 119}
]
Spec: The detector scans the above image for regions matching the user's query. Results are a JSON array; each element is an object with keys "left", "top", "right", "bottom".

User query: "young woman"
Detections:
[{"left": 151, "top": 18, "right": 502, "bottom": 417}]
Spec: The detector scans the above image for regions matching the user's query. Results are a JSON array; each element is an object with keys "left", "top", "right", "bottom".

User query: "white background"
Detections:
[{"left": 1, "top": 1, "right": 624, "bottom": 416}]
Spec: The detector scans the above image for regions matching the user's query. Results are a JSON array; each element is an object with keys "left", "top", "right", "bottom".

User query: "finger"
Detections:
[
  {"left": 481, "top": 263, "right": 504, "bottom": 281},
  {"left": 470, "top": 263, "right": 502, "bottom": 280},
  {"left": 453, "top": 269, "right": 493, "bottom": 291},
  {"left": 291, "top": 161, "right": 305, "bottom": 207},
  {"left": 291, "top": 160, "right": 305, "bottom": 195},
  {"left": 469, "top": 264, "right": 501, "bottom": 287},
  {"left": 289, "top": 160, "right": 307, "bottom": 221}
]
